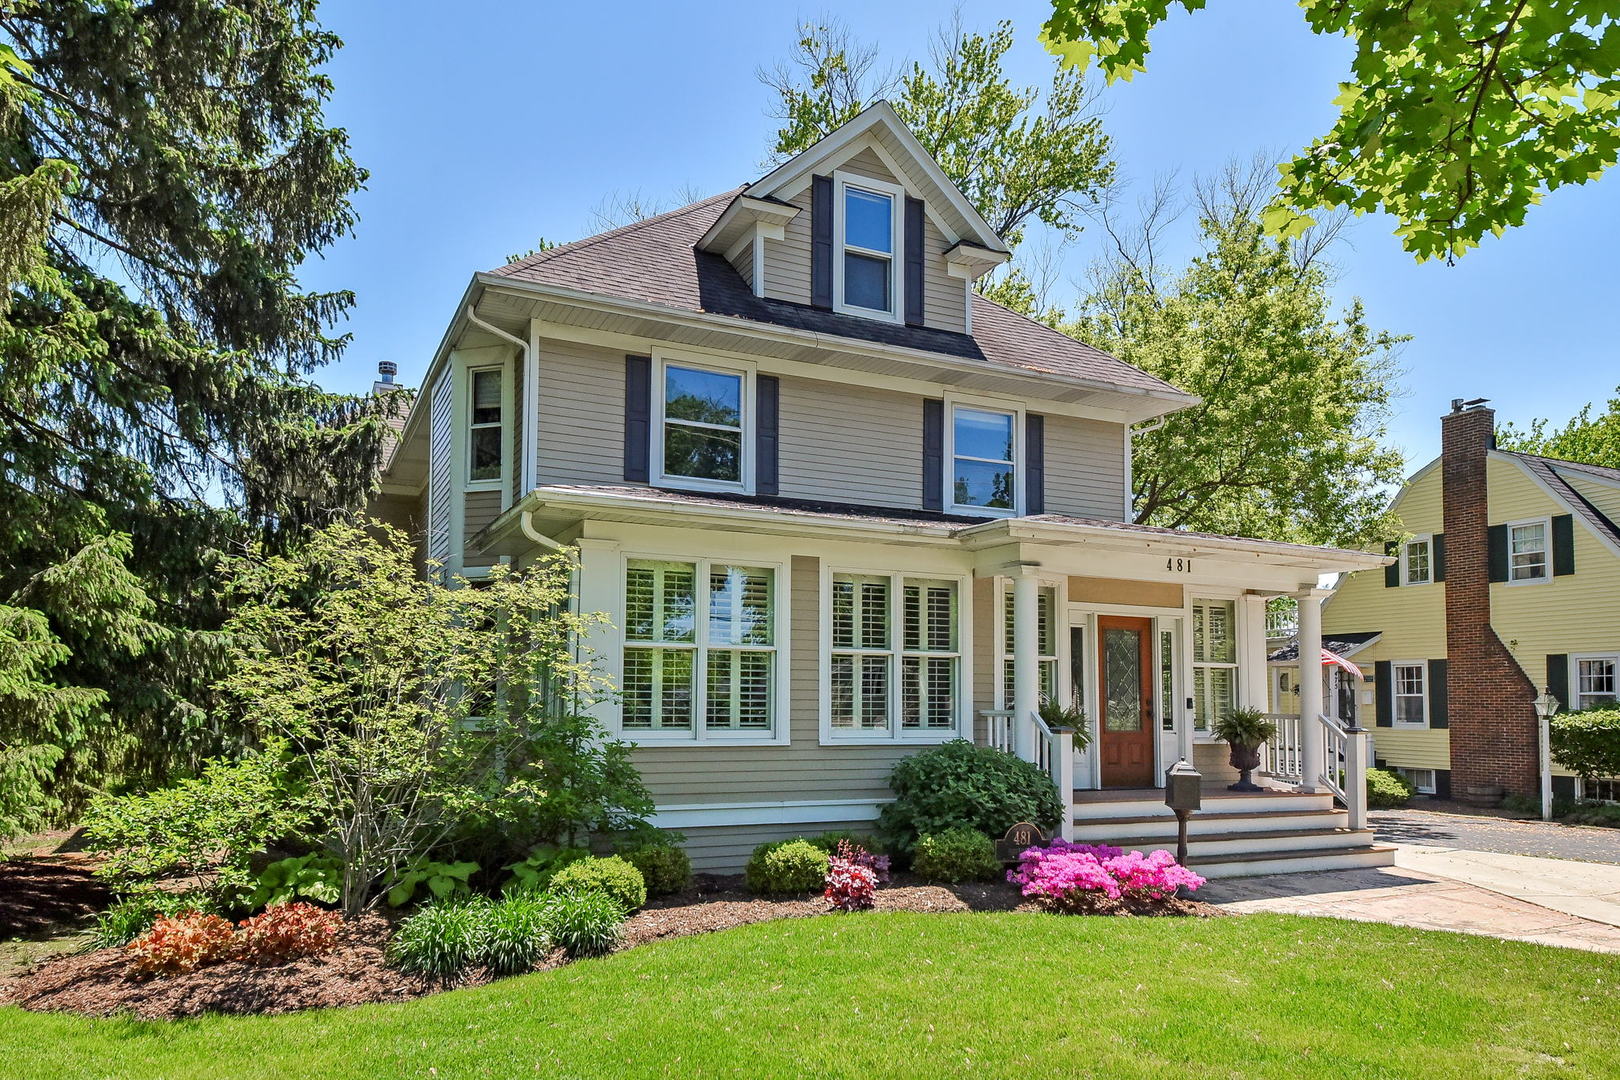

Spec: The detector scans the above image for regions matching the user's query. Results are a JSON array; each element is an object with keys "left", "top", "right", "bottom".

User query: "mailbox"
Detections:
[{"left": 1164, "top": 759, "right": 1202, "bottom": 813}]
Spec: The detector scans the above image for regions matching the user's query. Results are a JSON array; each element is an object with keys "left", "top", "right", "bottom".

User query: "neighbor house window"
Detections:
[
  {"left": 1392, "top": 767, "right": 1436, "bottom": 795},
  {"left": 950, "top": 404, "right": 1018, "bottom": 513},
  {"left": 1403, "top": 536, "right": 1432, "bottom": 585},
  {"left": 1577, "top": 655, "right": 1618, "bottom": 710},
  {"left": 835, "top": 174, "right": 902, "bottom": 318},
  {"left": 1191, "top": 598, "right": 1237, "bottom": 732},
  {"left": 622, "top": 559, "right": 778, "bottom": 739},
  {"left": 468, "top": 367, "right": 503, "bottom": 483},
  {"left": 1393, "top": 662, "right": 1428, "bottom": 726},
  {"left": 1000, "top": 585, "right": 1057, "bottom": 708},
  {"left": 658, "top": 361, "right": 747, "bottom": 489},
  {"left": 828, "top": 571, "right": 961, "bottom": 739},
  {"left": 1509, "top": 519, "right": 1549, "bottom": 582},
  {"left": 1578, "top": 777, "right": 1620, "bottom": 804}
]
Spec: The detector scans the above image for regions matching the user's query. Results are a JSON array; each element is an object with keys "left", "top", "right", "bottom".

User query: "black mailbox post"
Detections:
[{"left": 1164, "top": 759, "right": 1202, "bottom": 864}]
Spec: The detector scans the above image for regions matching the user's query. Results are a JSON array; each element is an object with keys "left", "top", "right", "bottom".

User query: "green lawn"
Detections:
[{"left": 3, "top": 912, "right": 1617, "bottom": 1080}]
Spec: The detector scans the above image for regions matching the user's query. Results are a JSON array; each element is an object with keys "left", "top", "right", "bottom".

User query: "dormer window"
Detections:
[{"left": 833, "top": 172, "right": 905, "bottom": 322}]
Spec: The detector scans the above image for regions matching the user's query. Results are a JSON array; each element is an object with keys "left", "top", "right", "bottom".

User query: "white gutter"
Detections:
[
  {"left": 463, "top": 303, "right": 536, "bottom": 494},
  {"left": 518, "top": 508, "right": 567, "bottom": 552}
]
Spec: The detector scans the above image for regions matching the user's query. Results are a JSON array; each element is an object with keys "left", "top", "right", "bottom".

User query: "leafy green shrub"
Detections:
[
  {"left": 91, "top": 891, "right": 218, "bottom": 949},
  {"left": 540, "top": 889, "right": 624, "bottom": 957},
  {"left": 912, "top": 827, "right": 1001, "bottom": 883},
  {"left": 744, "top": 839, "right": 829, "bottom": 894},
  {"left": 878, "top": 740, "right": 1062, "bottom": 852},
  {"left": 247, "top": 854, "right": 342, "bottom": 910},
  {"left": 1565, "top": 802, "right": 1620, "bottom": 828},
  {"left": 547, "top": 856, "right": 646, "bottom": 912},
  {"left": 501, "top": 846, "right": 589, "bottom": 895},
  {"left": 1551, "top": 707, "right": 1620, "bottom": 785},
  {"left": 1366, "top": 768, "right": 1416, "bottom": 809},
  {"left": 385, "top": 859, "right": 479, "bottom": 908},
  {"left": 807, "top": 831, "right": 889, "bottom": 857},
  {"left": 1499, "top": 793, "right": 1541, "bottom": 815},
  {"left": 482, "top": 893, "right": 554, "bottom": 975},
  {"left": 385, "top": 899, "right": 491, "bottom": 981},
  {"left": 619, "top": 841, "right": 691, "bottom": 897}
]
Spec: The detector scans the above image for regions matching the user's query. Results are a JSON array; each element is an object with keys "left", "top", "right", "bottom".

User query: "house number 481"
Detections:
[{"left": 1166, "top": 557, "right": 1193, "bottom": 573}]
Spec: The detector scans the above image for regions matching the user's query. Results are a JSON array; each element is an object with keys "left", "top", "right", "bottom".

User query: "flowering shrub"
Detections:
[
  {"left": 824, "top": 851, "right": 878, "bottom": 912},
  {"left": 236, "top": 902, "right": 342, "bottom": 962},
  {"left": 829, "top": 838, "right": 891, "bottom": 884},
  {"left": 126, "top": 912, "right": 237, "bottom": 976},
  {"left": 1008, "top": 840, "right": 1205, "bottom": 913}
]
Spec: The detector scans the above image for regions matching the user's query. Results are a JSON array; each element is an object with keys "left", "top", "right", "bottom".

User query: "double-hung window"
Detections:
[
  {"left": 622, "top": 558, "right": 780, "bottom": 740},
  {"left": 1403, "top": 536, "right": 1432, "bottom": 585},
  {"left": 949, "top": 402, "right": 1019, "bottom": 514},
  {"left": 657, "top": 359, "right": 748, "bottom": 490},
  {"left": 1576, "top": 655, "right": 1619, "bottom": 710},
  {"left": 1509, "top": 519, "right": 1549, "bottom": 582},
  {"left": 1393, "top": 662, "right": 1428, "bottom": 726},
  {"left": 1191, "top": 598, "right": 1237, "bottom": 733},
  {"left": 468, "top": 367, "right": 504, "bottom": 484},
  {"left": 999, "top": 585, "right": 1057, "bottom": 707},
  {"left": 834, "top": 173, "right": 903, "bottom": 320},
  {"left": 827, "top": 571, "right": 963, "bottom": 740}
]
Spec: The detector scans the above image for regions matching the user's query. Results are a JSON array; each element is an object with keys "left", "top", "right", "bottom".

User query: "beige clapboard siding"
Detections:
[
  {"left": 777, "top": 374, "right": 924, "bottom": 507},
  {"left": 761, "top": 186, "right": 813, "bottom": 306},
  {"left": 462, "top": 490, "right": 503, "bottom": 569},
  {"left": 921, "top": 214, "right": 968, "bottom": 334},
  {"left": 970, "top": 576, "right": 996, "bottom": 744},
  {"left": 426, "top": 368, "right": 453, "bottom": 564},
  {"left": 680, "top": 820, "right": 879, "bottom": 873},
  {"left": 534, "top": 340, "right": 627, "bottom": 487},
  {"left": 1044, "top": 414, "right": 1126, "bottom": 519},
  {"left": 1369, "top": 728, "right": 1452, "bottom": 771},
  {"left": 734, "top": 235, "right": 755, "bottom": 292},
  {"left": 632, "top": 555, "right": 917, "bottom": 807}
]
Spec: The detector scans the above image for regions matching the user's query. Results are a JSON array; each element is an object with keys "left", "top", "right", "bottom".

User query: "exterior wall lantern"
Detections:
[{"left": 1533, "top": 687, "right": 1560, "bottom": 822}]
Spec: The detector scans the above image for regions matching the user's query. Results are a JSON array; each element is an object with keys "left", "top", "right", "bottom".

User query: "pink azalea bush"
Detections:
[
  {"left": 823, "top": 841, "right": 881, "bottom": 911},
  {"left": 1008, "top": 839, "right": 1205, "bottom": 913}
]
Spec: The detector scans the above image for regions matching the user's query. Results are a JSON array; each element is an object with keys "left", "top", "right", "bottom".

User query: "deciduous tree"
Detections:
[{"left": 1499, "top": 387, "right": 1620, "bottom": 469}]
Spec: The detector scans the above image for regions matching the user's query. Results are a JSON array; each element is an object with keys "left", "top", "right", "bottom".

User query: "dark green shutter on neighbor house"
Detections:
[
  {"left": 1375, "top": 660, "right": 1393, "bottom": 727},
  {"left": 811, "top": 175, "right": 833, "bottom": 310},
  {"left": 1433, "top": 533, "right": 1446, "bottom": 581},
  {"left": 1384, "top": 542, "right": 1400, "bottom": 588},
  {"left": 1428, "top": 659, "right": 1448, "bottom": 728},
  {"left": 1487, "top": 524, "right": 1510, "bottom": 582},
  {"left": 1552, "top": 514, "right": 1576, "bottom": 576},
  {"left": 1546, "top": 654, "right": 1569, "bottom": 712}
]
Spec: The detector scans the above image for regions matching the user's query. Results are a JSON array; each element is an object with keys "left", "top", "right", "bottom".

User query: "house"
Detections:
[
  {"left": 372, "top": 102, "right": 1393, "bottom": 875},
  {"left": 1317, "top": 400, "right": 1620, "bottom": 804}
]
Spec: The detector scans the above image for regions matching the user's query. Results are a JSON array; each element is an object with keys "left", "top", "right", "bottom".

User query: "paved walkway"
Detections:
[{"left": 1370, "top": 804, "right": 1620, "bottom": 864}]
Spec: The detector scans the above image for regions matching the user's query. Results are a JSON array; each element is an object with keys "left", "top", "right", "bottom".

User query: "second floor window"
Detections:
[
  {"left": 1509, "top": 520, "right": 1549, "bottom": 582},
  {"left": 1403, "top": 537, "right": 1432, "bottom": 584},
  {"left": 950, "top": 405, "right": 1018, "bottom": 513},
  {"left": 660, "top": 362, "right": 745, "bottom": 488},
  {"left": 468, "top": 367, "right": 503, "bottom": 483}
]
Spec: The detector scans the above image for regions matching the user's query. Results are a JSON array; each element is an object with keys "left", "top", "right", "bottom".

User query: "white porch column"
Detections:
[
  {"left": 1012, "top": 570, "right": 1040, "bottom": 762},
  {"left": 1295, "top": 587, "right": 1327, "bottom": 792}
]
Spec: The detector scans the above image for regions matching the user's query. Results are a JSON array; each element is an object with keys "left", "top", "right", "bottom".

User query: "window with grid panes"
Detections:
[
  {"left": 1192, "top": 598, "right": 1237, "bottom": 732},
  {"left": 1001, "top": 585, "right": 1057, "bottom": 708},
  {"left": 830, "top": 573, "right": 961, "bottom": 738}
]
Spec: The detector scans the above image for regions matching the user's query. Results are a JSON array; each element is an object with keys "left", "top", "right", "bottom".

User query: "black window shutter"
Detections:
[
  {"left": 1433, "top": 533, "right": 1446, "bottom": 581},
  {"left": 811, "top": 175, "right": 833, "bottom": 310},
  {"left": 1487, "top": 524, "right": 1509, "bottom": 582},
  {"left": 1374, "top": 660, "right": 1393, "bottom": 727},
  {"left": 1428, "top": 659, "right": 1448, "bottom": 728},
  {"left": 904, "top": 196, "right": 925, "bottom": 327},
  {"left": 922, "top": 399, "right": 944, "bottom": 511},
  {"left": 755, "top": 375, "right": 780, "bottom": 496},
  {"left": 1552, "top": 514, "right": 1576, "bottom": 576},
  {"left": 1025, "top": 413, "right": 1045, "bottom": 515},
  {"left": 623, "top": 355, "right": 652, "bottom": 483},
  {"left": 1384, "top": 542, "right": 1400, "bottom": 588},
  {"left": 1546, "top": 654, "right": 1569, "bottom": 712}
]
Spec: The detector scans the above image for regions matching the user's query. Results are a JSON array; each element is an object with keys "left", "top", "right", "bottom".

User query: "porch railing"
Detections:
[
  {"left": 1265, "top": 611, "right": 1299, "bottom": 638},
  {"left": 1263, "top": 711, "right": 1369, "bottom": 830},
  {"left": 980, "top": 709, "right": 1074, "bottom": 841},
  {"left": 1262, "top": 712, "right": 1304, "bottom": 783}
]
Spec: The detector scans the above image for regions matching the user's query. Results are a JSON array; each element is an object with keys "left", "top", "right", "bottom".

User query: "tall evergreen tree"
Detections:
[{"left": 0, "top": 1, "right": 391, "bottom": 827}]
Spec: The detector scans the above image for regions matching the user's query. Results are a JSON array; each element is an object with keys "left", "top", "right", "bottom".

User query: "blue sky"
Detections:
[{"left": 305, "top": 0, "right": 1619, "bottom": 474}]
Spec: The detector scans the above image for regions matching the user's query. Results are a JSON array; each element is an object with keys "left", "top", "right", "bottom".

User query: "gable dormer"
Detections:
[{"left": 697, "top": 102, "right": 1008, "bottom": 334}]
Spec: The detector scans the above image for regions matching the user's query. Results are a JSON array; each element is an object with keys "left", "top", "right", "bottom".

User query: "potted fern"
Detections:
[
  {"left": 1212, "top": 707, "right": 1278, "bottom": 792},
  {"left": 1038, "top": 696, "right": 1093, "bottom": 752}
]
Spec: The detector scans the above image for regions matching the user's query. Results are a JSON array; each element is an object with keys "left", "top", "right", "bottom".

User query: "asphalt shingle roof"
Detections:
[
  {"left": 489, "top": 192, "right": 1181, "bottom": 397},
  {"left": 1508, "top": 452, "right": 1620, "bottom": 549}
]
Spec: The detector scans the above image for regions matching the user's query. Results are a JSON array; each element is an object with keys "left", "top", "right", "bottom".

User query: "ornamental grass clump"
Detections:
[
  {"left": 1008, "top": 840, "right": 1205, "bottom": 914},
  {"left": 385, "top": 899, "right": 491, "bottom": 981},
  {"left": 541, "top": 889, "right": 625, "bottom": 957}
]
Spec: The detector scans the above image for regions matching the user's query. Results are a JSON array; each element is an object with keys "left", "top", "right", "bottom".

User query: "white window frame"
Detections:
[
  {"left": 1190, "top": 596, "right": 1240, "bottom": 735},
  {"left": 944, "top": 393, "right": 1024, "bottom": 519},
  {"left": 819, "top": 564, "right": 973, "bottom": 745},
  {"left": 651, "top": 351, "right": 755, "bottom": 495},
  {"left": 1392, "top": 661, "right": 1429, "bottom": 728},
  {"left": 1505, "top": 516, "right": 1551, "bottom": 585},
  {"left": 831, "top": 170, "right": 906, "bottom": 324},
  {"left": 1392, "top": 767, "right": 1437, "bottom": 795},
  {"left": 1574, "top": 653, "right": 1620, "bottom": 711},
  {"left": 993, "top": 578, "right": 1060, "bottom": 709},
  {"left": 1401, "top": 534, "right": 1433, "bottom": 586},
  {"left": 465, "top": 364, "right": 507, "bottom": 492},
  {"left": 617, "top": 552, "right": 789, "bottom": 746},
  {"left": 1576, "top": 777, "right": 1620, "bottom": 805}
]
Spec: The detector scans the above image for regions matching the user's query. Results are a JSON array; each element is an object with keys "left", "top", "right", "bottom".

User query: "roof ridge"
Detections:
[{"left": 493, "top": 188, "right": 742, "bottom": 276}]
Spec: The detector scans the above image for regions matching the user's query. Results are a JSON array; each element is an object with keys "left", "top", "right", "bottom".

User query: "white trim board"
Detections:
[{"left": 651, "top": 798, "right": 888, "bottom": 830}]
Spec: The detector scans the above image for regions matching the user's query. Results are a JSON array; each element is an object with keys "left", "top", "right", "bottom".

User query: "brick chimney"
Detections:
[{"left": 1440, "top": 399, "right": 1538, "bottom": 798}]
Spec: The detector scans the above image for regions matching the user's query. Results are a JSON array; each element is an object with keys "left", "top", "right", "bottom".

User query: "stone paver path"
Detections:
[
  {"left": 1370, "top": 804, "right": 1620, "bottom": 864},
  {"left": 1198, "top": 864, "right": 1620, "bottom": 954}
]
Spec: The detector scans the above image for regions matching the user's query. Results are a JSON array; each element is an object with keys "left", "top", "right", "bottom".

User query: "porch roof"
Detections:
[{"left": 1268, "top": 631, "right": 1382, "bottom": 663}]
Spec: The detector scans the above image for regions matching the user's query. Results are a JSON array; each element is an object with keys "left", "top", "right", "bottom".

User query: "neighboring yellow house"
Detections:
[{"left": 1317, "top": 401, "right": 1620, "bottom": 803}]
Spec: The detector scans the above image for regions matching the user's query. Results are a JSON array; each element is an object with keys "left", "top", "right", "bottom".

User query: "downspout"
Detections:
[
  {"left": 464, "top": 303, "right": 535, "bottom": 493},
  {"left": 519, "top": 507, "right": 567, "bottom": 552},
  {"left": 1124, "top": 415, "right": 1167, "bottom": 522}
]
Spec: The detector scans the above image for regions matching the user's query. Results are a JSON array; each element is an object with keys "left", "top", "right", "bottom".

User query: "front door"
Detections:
[{"left": 1098, "top": 616, "right": 1155, "bottom": 787}]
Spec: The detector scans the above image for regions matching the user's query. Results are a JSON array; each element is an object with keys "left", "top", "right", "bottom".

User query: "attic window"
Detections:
[{"left": 833, "top": 172, "right": 904, "bottom": 322}]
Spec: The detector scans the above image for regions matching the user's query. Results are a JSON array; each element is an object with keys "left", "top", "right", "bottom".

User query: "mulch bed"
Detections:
[
  {"left": 0, "top": 855, "right": 110, "bottom": 940},
  {"left": 2, "top": 871, "right": 1217, "bottom": 1021}
]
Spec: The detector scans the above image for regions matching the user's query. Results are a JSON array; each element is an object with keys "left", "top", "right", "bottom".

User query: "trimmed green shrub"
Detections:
[
  {"left": 385, "top": 899, "right": 491, "bottom": 981},
  {"left": 744, "top": 839, "right": 829, "bottom": 894},
  {"left": 1565, "top": 802, "right": 1620, "bottom": 828},
  {"left": 878, "top": 740, "right": 1062, "bottom": 852},
  {"left": 90, "top": 891, "right": 218, "bottom": 949},
  {"left": 620, "top": 842, "right": 691, "bottom": 897},
  {"left": 1366, "top": 768, "right": 1416, "bottom": 809},
  {"left": 482, "top": 893, "right": 554, "bottom": 976},
  {"left": 502, "top": 846, "right": 589, "bottom": 895},
  {"left": 1551, "top": 707, "right": 1620, "bottom": 785},
  {"left": 542, "top": 889, "right": 624, "bottom": 957},
  {"left": 912, "top": 827, "right": 1001, "bottom": 883},
  {"left": 547, "top": 856, "right": 647, "bottom": 912}
]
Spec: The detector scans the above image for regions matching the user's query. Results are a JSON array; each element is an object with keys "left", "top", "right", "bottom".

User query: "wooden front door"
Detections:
[{"left": 1098, "top": 616, "right": 1156, "bottom": 787}]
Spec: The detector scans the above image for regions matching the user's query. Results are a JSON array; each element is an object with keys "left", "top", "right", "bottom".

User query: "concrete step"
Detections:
[
  {"left": 1105, "top": 827, "right": 1378, "bottom": 859},
  {"left": 1071, "top": 808, "right": 1349, "bottom": 841},
  {"left": 1187, "top": 843, "right": 1398, "bottom": 880}
]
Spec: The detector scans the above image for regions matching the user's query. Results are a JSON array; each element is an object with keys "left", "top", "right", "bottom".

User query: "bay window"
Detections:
[
  {"left": 828, "top": 571, "right": 963, "bottom": 740},
  {"left": 1191, "top": 598, "right": 1237, "bottom": 733}
]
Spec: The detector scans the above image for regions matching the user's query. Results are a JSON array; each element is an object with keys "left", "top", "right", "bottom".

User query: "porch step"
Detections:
[
  {"left": 1071, "top": 808, "right": 1348, "bottom": 841},
  {"left": 1073, "top": 790, "right": 1337, "bottom": 821},
  {"left": 1187, "top": 842, "right": 1398, "bottom": 880},
  {"left": 1103, "top": 827, "right": 1378, "bottom": 860}
]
